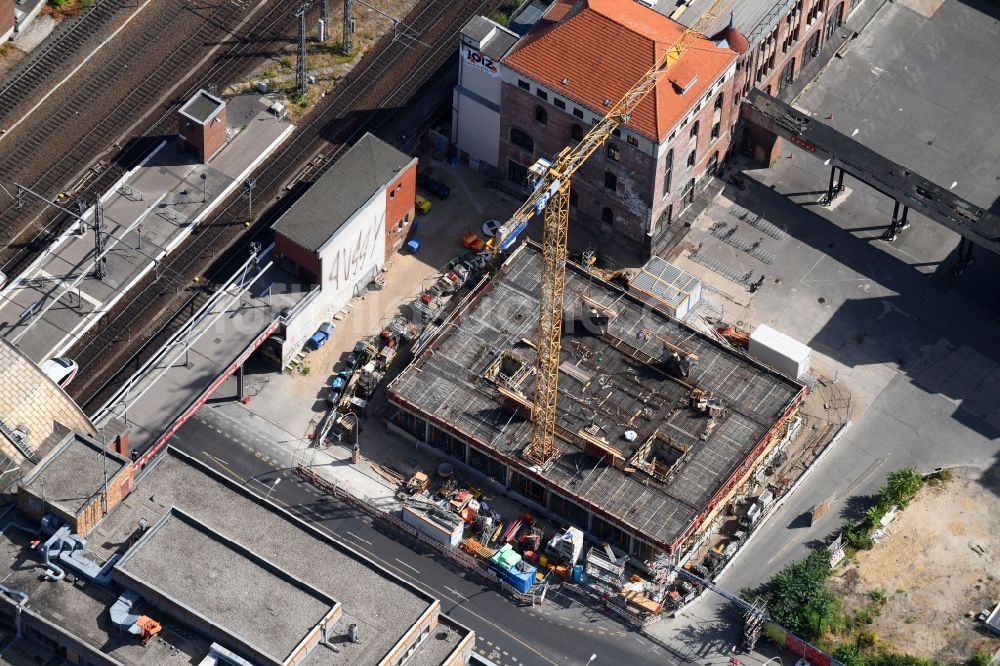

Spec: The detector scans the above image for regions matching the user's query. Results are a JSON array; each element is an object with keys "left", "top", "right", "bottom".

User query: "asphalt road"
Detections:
[{"left": 171, "top": 414, "right": 679, "bottom": 666}]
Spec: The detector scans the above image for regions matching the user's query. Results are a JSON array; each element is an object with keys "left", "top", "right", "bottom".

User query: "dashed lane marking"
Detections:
[
  {"left": 394, "top": 558, "right": 419, "bottom": 574},
  {"left": 345, "top": 530, "right": 372, "bottom": 545}
]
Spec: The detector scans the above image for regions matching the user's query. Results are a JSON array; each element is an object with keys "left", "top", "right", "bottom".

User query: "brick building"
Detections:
[
  {"left": 177, "top": 90, "right": 228, "bottom": 163},
  {"left": 271, "top": 133, "right": 417, "bottom": 366},
  {"left": 497, "top": 0, "right": 739, "bottom": 258},
  {"left": 670, "top": 0, "right": 869, "bottom": 164}
]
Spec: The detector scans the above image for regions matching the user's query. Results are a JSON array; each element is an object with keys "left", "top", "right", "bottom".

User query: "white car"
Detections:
[{"left": 40, "top": 357, "right": 78, "bottom": 388}]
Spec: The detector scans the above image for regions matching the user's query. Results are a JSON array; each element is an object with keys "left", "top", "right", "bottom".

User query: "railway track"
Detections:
[
  {"left": 75, "top": 0, "right": 502, "bottom": 409},
  {"left": 0, "top": 0, "right": 133, "bottom": 126},
  {"left": 0, "top": 0, "right": 306, "bottom": 279}
]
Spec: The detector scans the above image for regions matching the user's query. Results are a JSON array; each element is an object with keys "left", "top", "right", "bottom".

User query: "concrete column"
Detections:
[{"left": 236, "top": 364, "right": 245, "bottom": 401}]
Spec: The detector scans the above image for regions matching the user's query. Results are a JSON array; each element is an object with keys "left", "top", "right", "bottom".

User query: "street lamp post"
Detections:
[{"left": 265, "top": 477, "right": 281, "bottom": 499}]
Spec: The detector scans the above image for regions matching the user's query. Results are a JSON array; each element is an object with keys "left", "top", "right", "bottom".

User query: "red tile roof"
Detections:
[{"left": 502, "top": 0, "right": 737, "bottom": 141}]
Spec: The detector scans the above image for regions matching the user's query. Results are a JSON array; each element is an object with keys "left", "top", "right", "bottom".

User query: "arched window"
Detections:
[
  {"left": 571, "top": 124, "right": 583, "bottom": 141},
  {"left": 714, "top": 92, "right": 724, "bottom": 110},
  {"left": 601, "top": 207, "right": 614, "bottom": 225},
  {"left": 510, "top": 128, "right": 533, "bottom": 152},
  {"left": 534, "top": 105, "right": 547, "bottom": 125},
  {"left": 606, "top": 143, "right": 620, "bottom": 161}
]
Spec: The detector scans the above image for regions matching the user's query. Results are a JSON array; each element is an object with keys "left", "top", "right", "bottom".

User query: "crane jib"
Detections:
[{"left": 499, "top": 220, "right": 529, "bottom": 251}]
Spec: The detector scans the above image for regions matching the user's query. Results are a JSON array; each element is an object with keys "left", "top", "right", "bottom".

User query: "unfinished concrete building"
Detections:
[
  {"left": 0, "top": 447, "right": 474, "bottom": 665},
  {"left": 389, "top": 243, "right": 804, "bottom": 562}
]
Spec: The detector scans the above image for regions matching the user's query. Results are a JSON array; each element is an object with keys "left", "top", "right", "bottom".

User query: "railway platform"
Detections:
[
  {"left": 90, "top": 245, "right": 312, "bottom": 463},
  {"left": 0, "top": 96, "right": 293, "bottom": 364}
]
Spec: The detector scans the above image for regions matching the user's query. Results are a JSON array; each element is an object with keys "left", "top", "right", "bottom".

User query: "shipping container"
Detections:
[{"left": 749, "top": 324, "right": 811, "bottom": 379}]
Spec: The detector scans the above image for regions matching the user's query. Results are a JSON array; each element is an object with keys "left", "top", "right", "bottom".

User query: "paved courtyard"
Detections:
[{"left": 656, "top": 0, "right": 1000, "bottom": 660}]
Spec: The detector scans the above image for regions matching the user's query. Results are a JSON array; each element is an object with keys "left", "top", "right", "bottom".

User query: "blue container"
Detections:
[
  {"left": 572, "top": 564, "right": 584, "bottom": 583},
  {"left": 407, "top": 239, "right": 421, "bottom": 253}
]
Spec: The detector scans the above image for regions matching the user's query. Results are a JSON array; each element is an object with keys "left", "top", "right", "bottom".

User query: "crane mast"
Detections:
[{"left": 488, "top": 3, "right": 723, "bottom": 466}]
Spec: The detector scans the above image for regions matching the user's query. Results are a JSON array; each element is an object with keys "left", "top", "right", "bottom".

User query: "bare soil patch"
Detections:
[{"left": 829, "top": 467, "right": 1000, "bottom": 662}]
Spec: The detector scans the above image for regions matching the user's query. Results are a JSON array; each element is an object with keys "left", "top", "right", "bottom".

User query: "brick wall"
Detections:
[
  {"left": 275, "top": 235, "right": 321, "bottom": 285},
  {"left": 498, "top": 82, "right": 659, "bottom": 249},
  {"left": 649, "top": 77, "right": 739, "bottom": 247},
  {"left": 0, "top": 341, "right": 96, "bottom": 464},
  {"left": 0, "top": 0, "right": 13, "bottom": 40},
  {"left": 384, "top": 159, "right": 417, "bottom": 258},
  {"left": 737, "top": 0, "right": 848, "bottom": 163},
  {"left": 178, "top": 107, "right": 228, "bottom": 163}
]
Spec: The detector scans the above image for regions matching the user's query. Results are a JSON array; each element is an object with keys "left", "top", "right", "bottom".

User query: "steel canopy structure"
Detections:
[{"left": 742, "top": 88, "right": 1000, "bottom": 271}]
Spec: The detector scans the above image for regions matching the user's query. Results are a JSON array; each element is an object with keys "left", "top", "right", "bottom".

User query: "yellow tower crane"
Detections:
[{"left": 486, "top": 1, "right": 725, "bottom": 466}]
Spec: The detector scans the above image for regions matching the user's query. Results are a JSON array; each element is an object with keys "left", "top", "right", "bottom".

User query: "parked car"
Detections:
[
  {"left": 346, "top": 340, "right": 370, "bottom": 368},
  {"left": 40, "top": 357, "right": 78, "bottom": 388},
  {"left": 309, "top": 322, "right": 334, "bottom": 350},
  {"left": 414, "top": 195, "right": 432, "bottom": 214},
  {"left": 416, "top": 172, "right": 450, "bottom": 199}
]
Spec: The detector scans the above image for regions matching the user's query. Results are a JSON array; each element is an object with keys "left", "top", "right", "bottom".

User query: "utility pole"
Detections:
[
  {"left": 93, "top": 193, "right": 106, "bottom": 281},
  {"left": 319, "top": 0, "right": 328, "bottom": 42},
  {"left": 243, "top": 178, "right": 256, "bottom": 224},
  {"left": 342, "top": 0, "right": 354, "bottom": 54},
  {"left": 295, "top": 3, "right": 311, "bottom": 95}
]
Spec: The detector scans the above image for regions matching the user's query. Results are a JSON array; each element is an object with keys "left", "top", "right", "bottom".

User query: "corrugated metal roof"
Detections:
[
  {"left": 272, "top": 133, "right": 413, "bottom": 252},
  {"left": 629, "top": 256, "right": 700, "bottom": 308}
]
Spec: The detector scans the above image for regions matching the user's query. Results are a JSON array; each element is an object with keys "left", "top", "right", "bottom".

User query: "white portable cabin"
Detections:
[{"left": 749, "top": 324, "right": 811, "bottom": 380}]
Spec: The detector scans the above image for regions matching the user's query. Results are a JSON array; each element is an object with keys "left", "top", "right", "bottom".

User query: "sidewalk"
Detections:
[{"left": 0, "top": 96, "right": 293, "bottom": 363}]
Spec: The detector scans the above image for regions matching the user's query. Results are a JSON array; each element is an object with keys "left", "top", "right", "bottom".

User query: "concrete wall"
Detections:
[
  {"left": 317, "top": 191, "right": 386, "bottom": 299},
  {"left": 453, "top": 41, "right": 505, "bottom": 168},
  {"left": 384, "top": 159, "right": 418, "bottom": 258}
]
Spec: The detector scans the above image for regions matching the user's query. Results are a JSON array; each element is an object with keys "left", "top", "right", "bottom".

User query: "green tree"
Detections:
[{"left": 760, "top": 549, "right": 839, "bottom": 640}]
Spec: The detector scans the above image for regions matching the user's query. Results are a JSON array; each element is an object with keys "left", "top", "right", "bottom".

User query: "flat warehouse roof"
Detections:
[
  {"left": 390, "top": 243, "right": 803, "bottom": 548},
  {"left": 22, "top": 432, "right": 128, "bottom": 516},
  {"left": 115, "top": 508, "right": 336, "bottom": 664},
  {"left": 88, "top": 449, "right": 447, "bottom": 665}
]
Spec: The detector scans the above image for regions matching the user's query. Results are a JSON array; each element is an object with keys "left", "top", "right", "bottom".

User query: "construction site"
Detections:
[{"left": 387, "top": 241, "right": 804, "bottom": 614}]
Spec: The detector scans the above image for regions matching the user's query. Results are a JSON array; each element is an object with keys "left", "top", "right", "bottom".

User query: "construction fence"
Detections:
[{"left": 294, "top": 465, "right": 539, "bottom": 606}]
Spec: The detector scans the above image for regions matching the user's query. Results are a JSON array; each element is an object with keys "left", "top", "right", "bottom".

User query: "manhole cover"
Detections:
[
  {"left": 817, "top": 297, "right": 826, "bottom": 304},
  {"left": 214, "top": 337, "right": 222, "bottom": 343}
]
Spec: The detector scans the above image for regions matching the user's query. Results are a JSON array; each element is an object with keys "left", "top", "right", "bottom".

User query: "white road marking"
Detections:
[
  {"left": 394, "top": 558, "right": 419, "bottom": 574},
  {"left": 299, "top": 505, "right": 325, "bottom": 520},
  {"left": 345, "top": 530, "right": 372, "bottom": 545}
]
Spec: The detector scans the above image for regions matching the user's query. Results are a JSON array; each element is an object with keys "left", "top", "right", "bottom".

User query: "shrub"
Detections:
[
  {"left": 869, "top": 588, "right": 887, "bottom": 605},
  {"left": 842, "top": 518, "right": 875, "bottom": 551},
  {"left": 879, "top": 468, "right": 922, "bottom": 509},
  {"left": 965, "top": 652, "right": 990, "bottom": 666}
]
